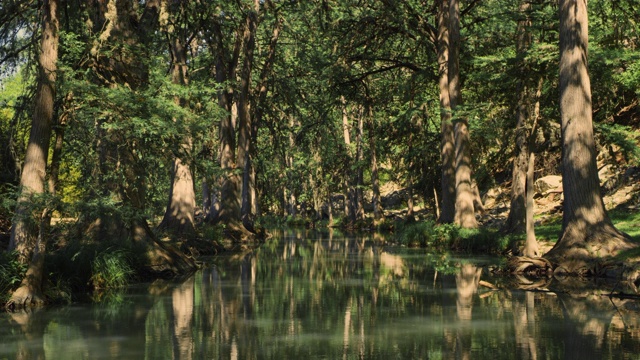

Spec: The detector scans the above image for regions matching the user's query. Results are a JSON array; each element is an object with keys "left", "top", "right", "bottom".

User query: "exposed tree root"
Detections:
[
  {"left": 507, "top": 256, "right": 553, "bottom": 277},
  {"left": 5, "top": 284, "right": 45, "bottom": 312},
  {"left": 132, "top": 219, "right": 197, "bottom": 275}
]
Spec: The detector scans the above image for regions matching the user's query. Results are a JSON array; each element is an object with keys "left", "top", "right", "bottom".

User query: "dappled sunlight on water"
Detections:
[{"left": 2, "top": 228, "right": 640, "bottom": 359}]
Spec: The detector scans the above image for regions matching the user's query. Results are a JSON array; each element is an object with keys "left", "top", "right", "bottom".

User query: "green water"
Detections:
[{"left": 1, "top": 228, "right": 639, "bottom": 359}]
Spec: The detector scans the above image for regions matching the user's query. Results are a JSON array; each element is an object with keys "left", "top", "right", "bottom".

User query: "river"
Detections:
[{"left": 1, "top": 228, "right": 639, "bottom": 359}]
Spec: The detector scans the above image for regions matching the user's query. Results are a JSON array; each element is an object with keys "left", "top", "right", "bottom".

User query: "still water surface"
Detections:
[{"left": 2, "top": 228, "right": 640, "bottom": 359}]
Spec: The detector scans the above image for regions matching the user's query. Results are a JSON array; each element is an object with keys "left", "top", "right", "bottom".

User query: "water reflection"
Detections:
[{"left": 1, "top": 228, "right": 640, "bottom": 359}]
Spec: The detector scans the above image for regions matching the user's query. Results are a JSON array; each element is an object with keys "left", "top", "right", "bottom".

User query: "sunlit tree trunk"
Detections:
[
  {"left": 523, "top": 152, "right": 539, "bottom": 257},
  {"left": 6, "top": 0, "right": 59, "bottom": 310},
  {"left": 437, "top": 0, "right": 455, "bottom": 224},
  {"left": 341, "top": 98, "right": 355, "bottom": 221},
  {"left": 368, "top": 108, "right": 381, "bottom": 221},
  {"left": 286, "top": 115, "right": 297, "bottom": 217},
  {"left": 407, "top": 131, "right": 415, "bottom": 219},
  {"left": 211, "top": 14, "right": 242, "bottom": 225},
  {"left": 158, "top": 0, "right": 196, "bottom": 236},
  {"left": 544, "top": 0, "right": 635, "bottom": 272},
  {"left": 505, "top": 0, "right": 533, "bottom": 235},
  {"left": 355, "top": 107, "right": 365, "bottom": 221},
  {"left": 9, "top": 0, "right": 59, "bottom": 262},
  {"left": 237, "top": 7, "right": 258, "bottom": 225},
  {"left": 449, "top": 0, "right": 476, "bottom": 229}
]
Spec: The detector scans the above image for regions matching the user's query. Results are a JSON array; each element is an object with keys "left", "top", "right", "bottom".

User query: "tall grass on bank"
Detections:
[
  {"left": 396, "top": 221, "right": 510, "bottom": 254},
  {"left": 90, "top": 248, "right": 134, "bottom": 290}
]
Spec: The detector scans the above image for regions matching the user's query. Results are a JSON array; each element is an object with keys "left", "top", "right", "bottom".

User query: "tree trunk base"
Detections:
[
  {"left": 131, "top": 219, "right": 197, "bottom": 276},
  {"left": 544, "top": 224, "right": 637, "bottom": 278},
  {"left": 5, "top": 284, "right": 45, "bottom": 312},
  {"left": 223, "top": 219, "right": 264, "bottom": 244}
]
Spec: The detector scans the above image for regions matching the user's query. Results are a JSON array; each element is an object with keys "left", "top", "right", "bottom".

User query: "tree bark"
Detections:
[
  {"left": 158, "top": 1, "right": 196, "bottom": 236},
  {"left": 449, "top": 0, "right": 477, "bottom": 229},
  {"left": 341, "top": 97, "right": 355, "bottom": 221},
  {"left": 437, "top": 0, "right": 455, "bottom": 224},
  {"left": 544, "top": 0, "right": 635, "bottom": 274},
  {"left": 355, "top": 107, "right": 365, "bottom": 221},
  {"left": 211, "top": 14, "right": 242, "bottom": 224},
  {"left": 237, "top": 8, "right": 258, "bottom": 222},
  {"left": 505, "top": 0, "right": 533, "bottom": 234},
  {"left": 9, "top": 0, "right": 59, "bottom": 264},
  {"left": 523, "top": 152, "right": 539, "bottom": 257},
  {"left": 368, "top": 108, "right": 381, "bottom": 222},
  {"left": 6, "top": 0, "right": 59, "bottom": 310}
]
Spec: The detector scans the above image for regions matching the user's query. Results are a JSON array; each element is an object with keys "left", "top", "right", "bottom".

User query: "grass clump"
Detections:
[
  {"left": 452, "top": 227, "right": 509, "bottom": 254},
  {"left": 90, "top": 248, "right": 134, "bottom": 290},
  {"left": 396, "top": 220, "right": 510, "bottom": 254},
  {"left": 397, "top": 221, "right": 459, "bottom": 248},
  {"left": 285, "top": 215, "right": 308, "bottom": 227}
]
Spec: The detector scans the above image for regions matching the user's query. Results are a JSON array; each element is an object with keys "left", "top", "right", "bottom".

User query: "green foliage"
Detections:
[
  {"left": 596, "top": 123, "right": 640, "bottom": 165},
  {"left": 396, "top": 221, "right": 510, "bottom": 254},
  {"left": 285, "top": 215, "right": 308, "bottom": 227},
  {"left": 201, "top": 223, "right": 225, "bottom": 241},
  {"left": 45, "top": 237, "right": 141, "bottom": 296},
  {"left": 452, "top": 227, "right": 509, "bottom": 254},
  {"left": 90, "top": 248, "right": 134, "bottom": 290},
  {"left": 396, "top": 221, "right": 460, "bottom": 248},
  {"left": 255, "top": 215, "right": 287, "bottom": 228},
  {"left": 0, "top": 251, "right": 27, "bottom": 303}
]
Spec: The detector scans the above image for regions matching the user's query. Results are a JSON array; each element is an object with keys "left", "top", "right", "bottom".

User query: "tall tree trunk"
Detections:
[
  {"left": 6, "top": 0, "right": 59, "bottom": 310},
  {"left": 544, "top": 0, "right": 635, "bottom": 273},
  {"left": 407, "top": 125, "right": 415, "bottom": 219},
  {"left": 449, "top": 0, "right": 477, "bottom": 228},
  {"left": 237, "top": 9, "right": 258, "bottom": 223},
  {"left": 355, "top": 107, "right": 365, "bottom": 221},
  {"left": 368, "top": 111, "right": 381, "bottom": 221},
  {"left": 158, "top": 1, "right": 196, "bottom": 236},
  {"left": 211, "top": 15, "right": 242, "bottom": 224},
  {"left": 218, "top": 95, "right": 241, "bottom": 223},
  {"left": 437, "top": 0, "right": 455, "bottom": 224},
  {"left": 286, "top": 115, "right": 297, "bottom": 217},
  {"left": 9, "top": 0, "right": 59, "bottom": 264},
  {"left": 341, "top": 98, "right": 355, "bottom": 222},
  {"left": 252, "top": 14, "right": 283, "bottom": 219},
  {"left": 504, "top": 0, "right": 533, "bottom": 234},
  {"left": 523, "top": 152, "right": 539, "bottom": 257}
]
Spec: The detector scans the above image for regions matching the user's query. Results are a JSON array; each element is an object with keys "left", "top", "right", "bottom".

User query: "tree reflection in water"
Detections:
[{"left": 1, "top": 228, "right": 640, "bottom": 359}]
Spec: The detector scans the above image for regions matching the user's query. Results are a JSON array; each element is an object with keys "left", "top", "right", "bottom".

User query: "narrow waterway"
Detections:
[{"left": 1, "top": 228, "right": 639, "bottom": 359}]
